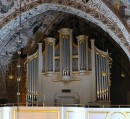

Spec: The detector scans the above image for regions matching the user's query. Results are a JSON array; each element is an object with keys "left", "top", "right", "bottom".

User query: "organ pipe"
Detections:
[
  {"left": 91, "top": 39, "right": 96, "bottom": 101},
  {"left": 45, "top": 38, "right": 55, "bottom": 75},
  {"left": 95, "top": 48, "right": 111, "bottom": 102},
  {"left": 38, "top": 43, "right": 43, "bottom": 102},
  {"left": 59, "top": 28, "right": 72, "bottom": 80},
  {"left": 77, "top": 35, "right": 88, "bottom": 73}
]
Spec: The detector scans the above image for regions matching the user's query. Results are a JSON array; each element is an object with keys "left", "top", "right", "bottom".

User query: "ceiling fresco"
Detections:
[
  {"left": 0, "top": 0, "right": 130, "bottom": 63},
  {"left": 0, "top": 0, "right": 14, "bottom": 14},
  {"left": 0, "top": 11, "right": 66, "bottom": 65},
  {"left": 109, "top": 0, "right": 130, "bottom": 25}
]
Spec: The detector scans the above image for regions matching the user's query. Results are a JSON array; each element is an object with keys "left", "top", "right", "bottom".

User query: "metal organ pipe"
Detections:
[
  {"left": 98, "top": 54, "right": 101, "bottom": 100},
  {"left": 30, "top": 60, "right": 32, "bottom": 100},
  {"left": 45, "top": 37, "right": 55, "bottom": 75},
  {"left": 103, "top": 57, "right": 107, "bottom": 100},
  {"left": 28, "top": 61, "right": 31, "bottom": 100},
  {"left": 59, "top": 28, "right": 72, "bottom": 80},
  {"left": 101, "top": 56, "right": 103, "bottom": 100},
  {"left": 62, "top": 37, "right": 69, "bottom": 75},
  {"left": 96, "top": 53, "right": 99, "bottom": 100},
  {"left": 95, "top": 47, "right": 111, "bottom": 103},
  {"left": 77, "top": 35, "right": 88, "bottom": 72},
  {"left": 33, "top": 59, "right": 35, "bottom": 100},
  {"left": 27, "top": 51, "right": 39, "bottom": 102},
  {"left": 31, "top": 60, "right": 33, "bottom": 100}
]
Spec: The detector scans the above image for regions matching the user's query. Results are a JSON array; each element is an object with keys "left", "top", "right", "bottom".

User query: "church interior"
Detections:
[{"left": 0, "top": 0, "right": 130, "bottom": 119}]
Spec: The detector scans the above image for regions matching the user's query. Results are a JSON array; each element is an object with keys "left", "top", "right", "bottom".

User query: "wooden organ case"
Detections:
[{"left": 26, "top": 28, "right": 112, "bottom": 106}]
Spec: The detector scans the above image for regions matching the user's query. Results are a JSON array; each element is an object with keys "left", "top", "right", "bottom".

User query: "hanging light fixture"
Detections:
[
  {"left": 16, "top": 0, "right": 22, "bottom": 119},
  {"left": 121, "top": 51, "right": 125, "bottom": 78},
  {"left": 121, "top": 73, "right": 125, "bottom": 78},
  {"left": 8, "top": 63, "right": 13, "bottom": 80}
]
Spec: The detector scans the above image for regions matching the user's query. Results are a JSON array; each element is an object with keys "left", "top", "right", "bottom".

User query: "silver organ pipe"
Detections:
[
  {"left": 31, "top": 60, "right": 33, "bottom": 99},
  {"left": 30, "top": 60, "right": 33, "bottom": 100},
  {"left": 77, "top": 35, "right": 86, "bottom": 71},
  {"left": 98, "top": 54, "right": 101, "bottom": 100},
  {"left": 62, "top": 37, "right": 70, "bottom": 75},
  {"left": 42, "top": 52, "right": 45, "bottom": 72},
  {"left": 72, "top": 43, "right": 78, "bottom": 71},
  {"left": 59, "top": 28, "right": 73, "bottom": 80},
  {"left": 95, "top": 47, "right": 111, "bottom": 102},
  {"left": 28, "top": 60, "right": 30, "bottom": 99},
  {"left": 55, "top": 44, "right": 60, "bottom": 72},
  {"left": 35, "top": 56, "right": 38, "bottom": 100},
  {"left": 33, "top": 58, "right": 35, "bottom": 100},
  {"left": 77, "top": 35, "right": 88, "bottom": 73},
  {"left": 96, "top": 54, "right": 100, "bottom": 99},
  {"left": 45, "top": 38, "right": 55, "bottom": 74},
  {"left": 103, "top": 56, "right": 107, "bottom": 100},
  {"left": 27, "top": 52, "right": 38, "bottom": 102}
]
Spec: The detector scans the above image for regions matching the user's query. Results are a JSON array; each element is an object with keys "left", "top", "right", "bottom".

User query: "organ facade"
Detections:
[{"left": 26, "top": 28, "right": 112, "bottom": 105}]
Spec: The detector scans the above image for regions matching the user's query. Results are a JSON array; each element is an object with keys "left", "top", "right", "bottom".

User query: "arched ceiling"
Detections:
[{"left": 0, "top": 0, "right": 130, "bottom": 65}]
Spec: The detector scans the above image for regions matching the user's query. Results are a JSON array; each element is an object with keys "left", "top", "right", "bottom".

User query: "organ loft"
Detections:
[{"left": 26, "top": 28, "right": 112, "bottom": 106}]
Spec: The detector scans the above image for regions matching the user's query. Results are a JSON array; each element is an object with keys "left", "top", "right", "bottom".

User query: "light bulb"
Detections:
[
  {"left": 102, "top": 71, "right": 106, "bottom": 77},
  {"left": 9, "top": 75, "right": 13, "bottom": 80}
]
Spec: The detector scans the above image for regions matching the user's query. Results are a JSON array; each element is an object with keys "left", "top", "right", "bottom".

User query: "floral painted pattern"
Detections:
[
  {"left": 110, "top": 0, "right": 130, "bottom": 19},
  {"left": 0, "top": 0, "right": 14, "bottom": 13}
]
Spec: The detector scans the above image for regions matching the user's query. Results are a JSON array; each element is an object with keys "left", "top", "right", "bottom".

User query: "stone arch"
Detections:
[{"left": 0, "top": 0, "right": 130, "bottom": 59}]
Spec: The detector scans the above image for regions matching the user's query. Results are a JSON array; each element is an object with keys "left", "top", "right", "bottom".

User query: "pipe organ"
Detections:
[
  {"left": 27, "top": 52, "right": 38, "bottom": 103},
  {"left": 26, "top": 28, "right": 112, "bottom": 105},
  {"left": 95, "top": 48, "right": 111, "bottom": 102}
]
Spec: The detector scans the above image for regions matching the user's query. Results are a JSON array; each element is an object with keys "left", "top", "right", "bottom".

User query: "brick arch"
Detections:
[{"left": 0, "top": 0, "right": 130, "bottom": 59}]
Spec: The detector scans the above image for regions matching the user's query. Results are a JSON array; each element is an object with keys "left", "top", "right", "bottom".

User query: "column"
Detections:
[
  {"left": 91, "top": 39, "right": 96, "bottom": 101},
  {"left": 38, "top": 43, "right": 43, "bottom": 102}
]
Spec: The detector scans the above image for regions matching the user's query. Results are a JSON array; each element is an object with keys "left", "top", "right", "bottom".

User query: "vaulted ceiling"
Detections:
[{"left": 0, "top": 0, "right": 130, "bottom": 66}]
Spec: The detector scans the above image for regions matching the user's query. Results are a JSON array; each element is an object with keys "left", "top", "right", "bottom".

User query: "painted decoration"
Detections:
[{"left": 0, "top": 0, "right": 14, "bottom": 13}]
